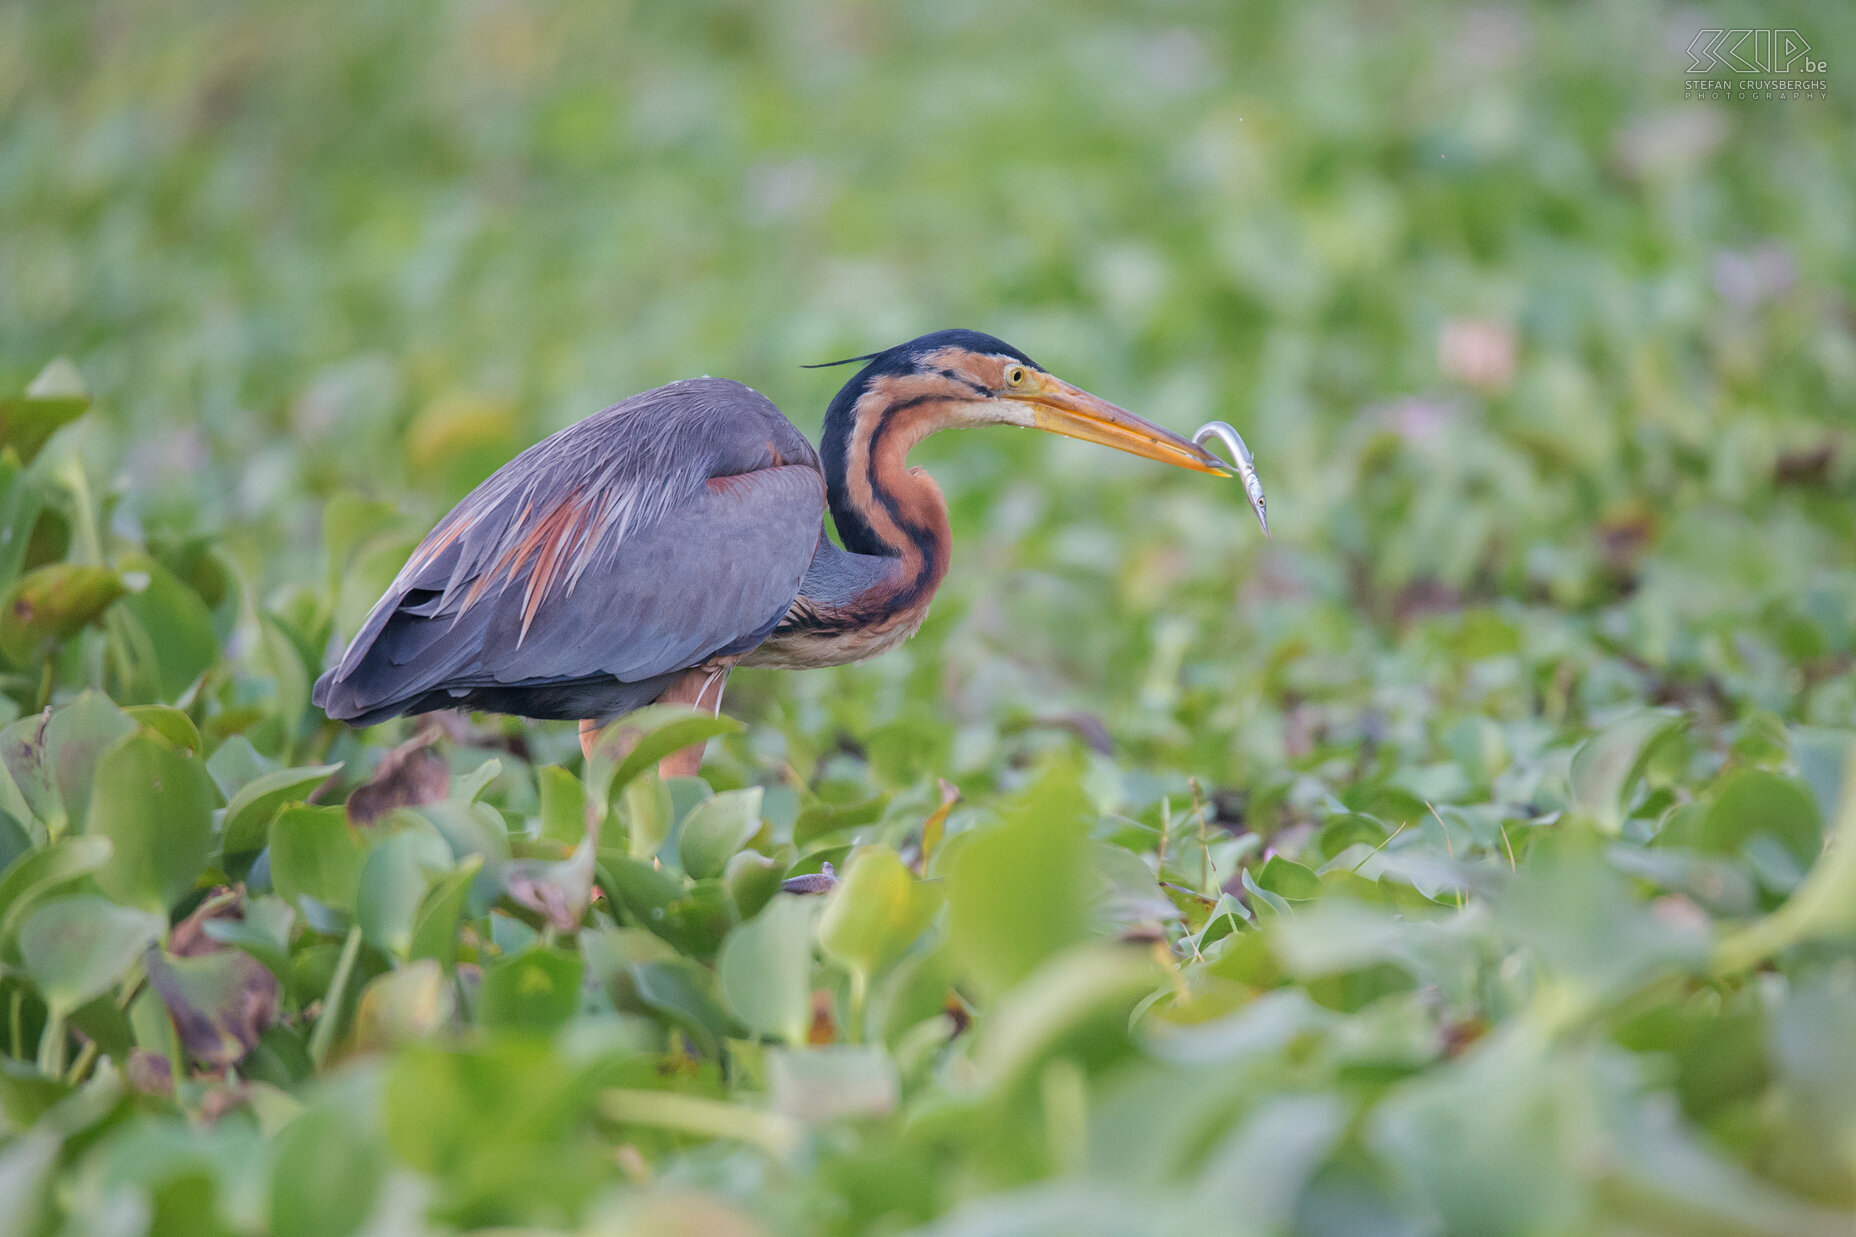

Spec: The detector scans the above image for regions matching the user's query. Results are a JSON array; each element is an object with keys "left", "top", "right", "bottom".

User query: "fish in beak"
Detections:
[{"left": 1007, "top": 374, "right": 1271, "bottom": 534}]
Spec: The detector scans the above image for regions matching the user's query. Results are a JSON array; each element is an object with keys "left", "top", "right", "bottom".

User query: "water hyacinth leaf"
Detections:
[
  {"left": 144, "top": 946, "right": 280, "bottom": 1068},
  {"left": 678, "top": 787, "right": 764, "bottom": 880},
  {"left": 0, "top": 713, "right": 58, "bottom": 826},
  {"left": 622, "top": 773, "right": 673, "bottom": 861},
  {"left": 1501, "top": 837, "right": 1708, "bottom": 1006},
  {"left": 201, "top": 895, "right": 296, "bottom": 982},
  {"left": 416, "top": 799, "right": 511, "bottom": 914},
  {"left": 723, "top": 849, "right": 784, "bottom": 921},
  {"left": 1256, "top": 856, "right": 1322, "bottom": 902},
  {"left": 1789, "top": 728, "right": 1856, "bottom": 826},
  {"left": 594, "top": 705, "right": 742, "bottom": 801},
  {"left": 123, "top": 704, "right": 202, "bottom": 754},
  {"left": 919, "top": 778, "right": 959, "bottom": 868},
  {"left": 505, "top": 827, "right": 598, "bottom": 933},
  {"left": 0, "top": 808, "right": 29, "bottom": 872},
  {"left": 358, "top": 826, "right": 455, "bottom": 956},
  {"left": 632, "top": 958, "right": 742, "bottom": 1056},
  {"left": 0, "top": 1131, "right": 58, "bottom": 1237},
  {"left": 350, "top": 959, "right": 454, "bottom": 1052},
  {"left": 221, "top": 762, "right": 343, "bottom": 856},
  {"left": 270, "top": 805, "right": 365, "bottom": 913},
  {"left": 259, "top": 611, "right": 312, "bottom": 731},
  {"left": 537, "top": 764, "right": 588, "bottom": 845},
  {"left": 819, "top": 845, "right": 942, "bottom": 990},
  {"left": 1568, "top": 709, "right": 1686, "bottom": 834},
  {"left": 450, "top": 757, "right": 501, "bottom": 805},
  {"left": 717, "top": 895, "right": 815, "bottom": 1044},
  {"left": 268, "top": 1107, "right": 385, "bottom": 1237},
  {"left": 581, "top": 923, "right": 681, "bottom": 1009},
  {"left": 20, "top": 894, "right": 163, "bottom": 1014},
  {"left": 87, "top": 729, "right": 217, "bottom": 913},
  {"left": 408, "top": 855, "right": 482, "bottom": 969},
  {"left": 972, "top": 945, "right": 1161, "bottom": 1091},
  {"left": 0, "top": 834, "right": 111, "bottom": 960},
  {"left": 46, "top": 691, "right": 136, "bottom": 831},
  {"left": 768, "top": 1045, "right": 900, "bottom": 1123},
  {"left": 206, "top": 735, "right": 271, "bottom": 799},
  {"left": 322, "top": 491, "right": 402, "bottom": 598},
  {"left": 1369, "top": 1031, "right": 1594, "bottom": 1237},
  {"left": 947, "top": 766, "right": 1096, "bottom": 997},
  {"left": 794, "top": 793, "right": 891, "bottom": 849},
  {"left": 0, "top": 565, "right": 125, "bottom": 665},
  {"left": 598, "top": 853, "right": 685, "bottom": 923},
  {"left": 114, "top": 551, "right": 218, "bottom": 702},
  {"left": 1688, "top": 770, "right": 1821, "bottom": 866},
  {"left": 0, "top": 358, "right": 90, "bottom": 464},
  {"left": 478, "top": 947, "right": 583, "bottom": 1031},
  {"left": 0, "top": 451, "right": 46, "bottom": 596}
]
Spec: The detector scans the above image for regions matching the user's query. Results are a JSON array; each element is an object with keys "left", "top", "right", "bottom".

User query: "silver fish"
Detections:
[{"left": 1193, "top": 421, "right": 1269, "bottom": 536}]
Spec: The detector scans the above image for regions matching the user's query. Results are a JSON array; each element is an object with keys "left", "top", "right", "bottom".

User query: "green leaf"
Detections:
[
  {"left": 322, "top": 492, "right": 402, "bottom": 598},
  {"left": 504, "top": 828, "right": 598, "bottom": 933},
  {"left": 819, "top": 845, "right": 941, "bottom": 990},
  {"left": 717, "top": 895, "right": 815, "bottom": 1045},
  {"left": 0, "top": 712, "right": 58, "bottom": 826},
  {"left": 0, "top": 451, "right": 46, "bottom": 598},
  {"left": 678, "top": 786, "right": 764, "bottom": 880},
  {"left": 0, "top": 359, "right": 90, "bottom": 464},
  {"left": 1568, "top": 709, "right": 1686, "bottom": 834},
  {"left": 449, "top": 758, "right": 500, "bottom": 806},
  {"left": 269, "top": 1107, "right": 385, "bottom": 1237},
  {"left": 723, "top": 849, "right": 784, "bottom": 921},
  {"left": 794, "top": 793, "right": 892, "bottom": 849},
  {"left": 622, "top": 773, "right": 673, "bottom": 861},
  {"left": 259, "top": 611, "right": 312, "bottom": 730},
  {"left": 537, "top": 764, "right": 588, "bottom": 845},
  {"left": 47, "top": 690, "right": 137, "bottom": 831},
  {"left": 357, "top": 825, "right": 454, "bottom": 957},
  {"left": 768, "top": 1045, "right": 900, "bottom": 1123},
  {"left": 144, "top": 946, "right": 280, "bottom": 1068},
  {"left": 122, "top": 705, "right": 202, "bottom": 755},
  {"left": 19, "top": 894, "right": 163, "bottom": 1015},
  {"left": 351, "top": 958, "right": 455, "bottom": 1052},
  {"left": 270, "top": 805, "right": 365, "bottom": 913},
  {"left": 87, "top": 729, "right": 217, "bottom": 913},
  {"left": 201, "top": 895, "right": 296, "bottom": 982},
  {"left": 0, "top": 808, "right": 29, "bottom": 873},
  {"left": 631, "top": 958, "right": 741, "bottom": 1056},
  {"left": 408, "top": 855, "right": 482, "bottom": 969},
  {"left": 0, "top": 565, "right": 125, "bottom": 664},
  {"left": 222, "top": 762, "right": 343, "bottom": 855},
  {"left": 946, "top": 765, "right": 1096, "bottom": 998},
  {"left": 0, "top": 834, "right": 112, "bottom": 962},
  {"left": 478, "top": 947, "right": 584, "bottom": 1031},
  {"left": 206, "top": 734, "right": 271, "bottom": 799},
  {"left": 594, "top": 705, "right": 742, "bottom": 800},
  {"left": 113, "top": 552, "right": 219, "bottom": 703},
  {"left": 1257, "top": 856, "right": 1322, "bottom": 901},
  {"left": 1680, "top": 770, "right": 1822, "bottom": 866}
]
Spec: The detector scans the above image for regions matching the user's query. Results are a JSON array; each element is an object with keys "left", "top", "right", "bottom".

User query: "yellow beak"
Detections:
[{"left": 1011, "top": 376, "right": 1233, "bottom": 477}]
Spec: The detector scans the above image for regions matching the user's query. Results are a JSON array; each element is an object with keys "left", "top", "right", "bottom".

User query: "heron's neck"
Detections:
[{"left": 820, "top": 382, "right": 955, "bottom": 583}]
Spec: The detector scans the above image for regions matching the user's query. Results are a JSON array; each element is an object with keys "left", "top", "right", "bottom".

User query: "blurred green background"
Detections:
[{"left": 3, "top": 0, "right": 1856, "bottom": 1234}]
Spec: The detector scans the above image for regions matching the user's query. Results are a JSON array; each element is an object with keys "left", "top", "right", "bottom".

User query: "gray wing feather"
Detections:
[{"left": 315, "top": 378, "right": 823, "bottom": 723}]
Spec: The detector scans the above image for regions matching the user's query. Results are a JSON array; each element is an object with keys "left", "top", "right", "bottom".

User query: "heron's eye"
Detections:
[{"left": 1004, "top": 365, "right": 1028, "bottom": 388}]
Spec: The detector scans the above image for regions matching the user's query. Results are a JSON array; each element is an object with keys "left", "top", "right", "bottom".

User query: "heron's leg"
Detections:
[{"left": 577, "top": 664, "right": 733, "bottom": 776}]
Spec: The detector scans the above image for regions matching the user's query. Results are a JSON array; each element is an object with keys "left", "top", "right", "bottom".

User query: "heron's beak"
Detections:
[{"left": 1012, "top": 377, "right": 1233, "bottom": 477}]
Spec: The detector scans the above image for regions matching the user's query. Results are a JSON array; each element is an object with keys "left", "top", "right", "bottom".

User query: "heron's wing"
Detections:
[{"left": 315, "top": 378, "right": 824, "bottom": 722}]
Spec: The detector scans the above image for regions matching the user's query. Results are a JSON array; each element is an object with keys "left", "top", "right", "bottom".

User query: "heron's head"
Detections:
[{"left": 817, "top": 329, "right": 1234, "bottom": 477}]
